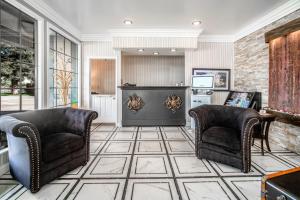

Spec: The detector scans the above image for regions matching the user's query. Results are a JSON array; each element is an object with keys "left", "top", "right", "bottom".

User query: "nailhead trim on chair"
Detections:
[
  {"left": 17, "top": 126, "right": 40, "bottom": 192},
  {"left": 242, "top": 118, "right": 260, "bottom": 173},
  {"left": 85, "top": 112, "right": 98, "bottom": 163}
]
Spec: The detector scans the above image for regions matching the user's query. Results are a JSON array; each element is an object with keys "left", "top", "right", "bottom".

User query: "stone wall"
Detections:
[{"left": 234, "top": 10, "right": 300, "bottom": 153}]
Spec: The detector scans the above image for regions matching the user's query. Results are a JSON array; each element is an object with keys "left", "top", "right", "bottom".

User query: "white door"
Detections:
[
  {"left": 90, "top": 59, "right": 116, "bottom": 124},
  {"left": 91, "top": 95, "right": 116, "bottom": 123}
]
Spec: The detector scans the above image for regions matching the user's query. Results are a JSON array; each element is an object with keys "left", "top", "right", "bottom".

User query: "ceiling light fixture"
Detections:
[
  {"left": 123, "top": 20, "right": 133, "bottom": 25},
  {"left": 138, "top": 49, "right": 144, "bottom": 52},
  {"left": 171, "top": 48, "right": 176, "bottom": 52},
  {"left": 153, "top": 51, "right": 159, "bottom": 55},
  {"left": 192, "top": 20, "right": 201, "bottom": 26}
]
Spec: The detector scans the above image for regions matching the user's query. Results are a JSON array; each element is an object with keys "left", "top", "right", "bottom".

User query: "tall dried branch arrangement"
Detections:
[{"left": 56, "top": 55, "right": 72, "bottom": 106}]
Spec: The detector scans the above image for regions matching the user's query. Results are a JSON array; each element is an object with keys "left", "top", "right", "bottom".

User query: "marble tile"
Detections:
[
  {"left": 254, "top": 140, "right": 291, "bottom": 153},
  {"left": 111, "top": 131, "right": 136, "bottom": 140},
  {"left": 161, "top": 127, "right": 182, "bottom": 131},
  {"left": 137, "top": 131, "right": 162, "bottom": 140},
  {"left": 84, "top": 155, "right": 131, "bottom": 178},
  {"left": 224, "top": 177, "right": 262, "bottom": 200},
  {"left": 139, "top": 127, "right": 160, "bottom": 131},
  {"left": 10, "top": 179, "right": 76, "bottom": 200},
  {"left": 61, "top": 156, "right": 95, "bottom": 178},
  {"left": 117, "top": 127, "right": 137, "bottom": 132},
  {"left": 165, "top": 141, "right": 195, "bottom": 154},
  {"left": 209, "top": 161, "right": 262, "bottom": 176},
  {"left": 90, "top": 131, "right": 113, "bottom": 141},
  {"left": 89, "top": 141, "right": 105, "bottom": 154},
  {"left": 90, "top": 123, "right": 100, "bottom": 131},
  {"left": 0, "top": 180, "right": 23, "bottom": 200},
  {"left": 67, "top": 179, "right": 125, "bottom": 200},
  {"left": 130, "top": 155, "right": 172, "bottom": 177},
  {"left": 0, "top": 170, "right": 13, "bottom": 180},
  {"left": 251, "top": 153, "right": 294, "bottom": 174},
  {"left": 177, "top": 178, "right": 237, "bottom": 200},
  {"left": 162, "top": 131, "right": 188, "bottom": 140},
  {"left": 101, "top": 141, "right": 134, "bottom": 155},
  {"left": 94, "top": 125, "right": 116, "bottom": 132},
  {"left": 169, "top": 155, "right": 217, "bottom": 177},
  {"left": 272, "top": 153, "right": 300, "bottom": 167},
  {"left": 125, "top": 179, "right": 179, "bottom": 200},
  {"left": 251, "top": 145, "right": 262, "bottom": 153},
  {"left": 135, "top": 141, "right": 165, "bottom": 154}
]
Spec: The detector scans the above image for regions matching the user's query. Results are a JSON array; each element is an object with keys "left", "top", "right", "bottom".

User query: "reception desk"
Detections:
[{"left": 119, "top": 86, "right": 188, "bottom": 126}]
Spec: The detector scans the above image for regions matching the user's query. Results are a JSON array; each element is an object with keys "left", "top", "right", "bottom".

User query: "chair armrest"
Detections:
[
  {"left": 189, "top": 106, "right": 210, "bottom": 132},
  {"left": 0, "top": 116, "right": 42, "bottom": 192},
  {"left": 239, "top": 109, "right": 260, "bottom": 172},
  {"left": 64, "top": 108, "right": 98, "bottom": 137}
]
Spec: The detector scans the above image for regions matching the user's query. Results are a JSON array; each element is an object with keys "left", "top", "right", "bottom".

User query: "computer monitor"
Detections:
[{"left": 192, "top": 76, "right": 214, "bottom": 89}]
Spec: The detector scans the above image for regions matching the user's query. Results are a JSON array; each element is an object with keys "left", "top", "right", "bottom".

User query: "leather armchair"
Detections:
[
  {"left": 0, "top": 108, "right": 98, "bottom": 193},
  {"left": 189, "top": 105, "right": 260, "bottom": 173}
]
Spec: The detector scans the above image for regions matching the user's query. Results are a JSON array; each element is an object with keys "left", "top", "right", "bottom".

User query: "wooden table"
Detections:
[{"left": 252, "top": 113, "right": 276, "bottom": 155}]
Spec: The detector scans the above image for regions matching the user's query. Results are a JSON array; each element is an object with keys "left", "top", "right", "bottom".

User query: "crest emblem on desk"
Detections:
[
  {"left": 127, "top": 95, "right": 144, "bottom": 112},
  {"left": 165, "top": 95, "right": 183, "bottom": 113}
]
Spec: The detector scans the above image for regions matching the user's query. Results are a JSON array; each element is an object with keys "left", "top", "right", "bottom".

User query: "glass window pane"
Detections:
[
  {"left": 49, "top": 49, "right": 56, "bottom": 69},
  {"left": 71, "top": 58, "right": 77, "bottom": 73},
  {"left": 71, "top": 73, "right": 78, "bottom": 88},
  {"left": 57, "top": 34, "right": 64, "bottom": 53},
  {"left": 0, "top": 61, "right": 21, "bottom": 89},
  {"left": 21, "top": 88, "right": 34, "bottom": 110},
  {"left": 0, "top": 1, "right": 36, "bottom": 111},
  {"left": 0, "top": 45, "right": 20, "bottom": 63},
  {"left": 71, "top": 42, "right": 77, "bottom": 58},
  {"left": 21, "top": 48, "right": 34, "bottom": 64},
  {"left": 49, "top": 88, "right": 56, "bottom": 107},
  {"left": 49, "top": 29, "right": 78, "bottom": 108},
  {"left": 57, "top": 52, "right": 64, "bottom": 71},
  {"left": 71, "top": 87, "right": 78, "bottom": 108},
  {"left": 49, "top": 68, "right": 55, "bottom": 88},
  {"left": 1, "top": 28, "right": 20, "bottom": 45},
  {"left": 21, "top": 14, "right": 34, "bottom": 39},
  {"left": 49, "top": 30, "right": 56, "bottom": 50},
  {"left": 1, "top": 89, "right": 20, "bottom": 111},
  {"left": 21, "top": 64, "right": 34, "bottom": 88},
  {"left": 0, "top": 6, "right": 19, "bottom": 32},
  {"left": 65, "top": 39, "right": 71, "bottom": 56},
  {"left": 65, "top": 56, "right": 71, "bottom": 72}
]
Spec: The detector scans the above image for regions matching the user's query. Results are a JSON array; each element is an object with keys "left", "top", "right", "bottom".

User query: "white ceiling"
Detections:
[
  {"left": 41, "top": 0, "right": 289, "bottom": 35},
  {"left": 122, "top": 48, "right": 185, "bottom": 56}
]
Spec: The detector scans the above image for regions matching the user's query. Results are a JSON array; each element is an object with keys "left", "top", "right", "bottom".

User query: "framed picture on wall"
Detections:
[{"left": 192, "top": 68, "right": 231, "bottom": 91}]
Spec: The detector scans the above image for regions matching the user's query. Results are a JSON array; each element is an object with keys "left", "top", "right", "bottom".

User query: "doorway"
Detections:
[{"left": 90, "top": 59, "right": 116, "bottom": 123}]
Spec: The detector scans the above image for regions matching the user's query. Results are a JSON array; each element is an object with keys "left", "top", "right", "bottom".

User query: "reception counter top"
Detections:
[{"left": 120, "top": 86, "right": 188, "bottom": 126}]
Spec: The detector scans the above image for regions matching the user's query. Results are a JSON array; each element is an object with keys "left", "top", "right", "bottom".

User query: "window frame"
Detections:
[
  {"left": 46, "top": 22, "right": 81, "bottom": 108},
  {"left": 0, "top": 0, "right": 43, "bottom": 111}
]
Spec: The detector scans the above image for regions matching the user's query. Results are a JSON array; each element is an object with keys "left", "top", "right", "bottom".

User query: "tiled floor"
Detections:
[{"left": 1, "top": 124, "right": 299, "bottom": 200}]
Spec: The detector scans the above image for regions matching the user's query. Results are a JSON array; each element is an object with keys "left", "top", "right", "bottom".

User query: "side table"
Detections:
[{"left": 252, "top": 113, "right": 276, "bottom": 155}]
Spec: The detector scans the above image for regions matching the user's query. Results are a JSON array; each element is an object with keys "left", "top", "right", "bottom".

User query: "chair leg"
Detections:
[
  {"left": 251, "top": 138, "right": 254, "bottom": 146},
  {"left": 261, "top": 137, "right": 264, "bottom": 156}
]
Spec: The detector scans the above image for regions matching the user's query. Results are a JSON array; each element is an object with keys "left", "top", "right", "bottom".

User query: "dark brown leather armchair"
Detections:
[
  {"left": 0, "top": 108, "right": 98, "bottom": 193},
  {"left": 189, "top": 105, "right": 260, "bottom": 173}
]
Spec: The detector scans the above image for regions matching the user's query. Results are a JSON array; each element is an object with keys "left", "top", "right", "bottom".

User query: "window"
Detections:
[
  {"left": 49, "top": 29, "right": 78, "bottom": 108},
  {"left": 0, "top": 0, "right": 36, "bottom": 111}
]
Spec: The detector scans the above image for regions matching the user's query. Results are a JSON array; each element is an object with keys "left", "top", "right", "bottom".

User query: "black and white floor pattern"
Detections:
[{"left": 0, "top": 124, "right": 299, "bottom": 200}]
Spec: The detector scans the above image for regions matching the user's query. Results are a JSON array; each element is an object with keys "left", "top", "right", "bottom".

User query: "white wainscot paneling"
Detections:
[{"left": 91, "top": 95, "right": 116, "bottom": 123}]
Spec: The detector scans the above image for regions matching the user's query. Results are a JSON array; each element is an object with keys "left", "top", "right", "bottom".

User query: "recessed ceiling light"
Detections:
[
  {"left": 138, "top": 49, "right": 144, "bottom": 52},
  {"left": 123, "top": 20, "right": 133, "bottom": 25},
  {"left": 192, "top": 20, "right": 201, "bottom": 26},
  {"left": 171, "top": 48, "right": 176, "bottom": 52},
  {"left": 153, "top": 51, "right": 159, "bottom": 55}
]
